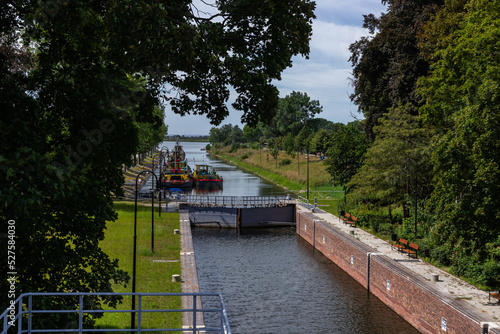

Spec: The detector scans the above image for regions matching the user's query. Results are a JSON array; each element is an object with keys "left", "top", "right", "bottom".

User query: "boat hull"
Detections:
[
  {"left": 160, "top": 179, "right": 193, "bottom": 189},
  {"left": 193, "top": 179, "right": 223, "bottom": 190}
]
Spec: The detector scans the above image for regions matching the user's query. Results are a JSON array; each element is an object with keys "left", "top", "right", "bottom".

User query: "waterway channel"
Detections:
[{"left": 161, "top": 141, "right": 419, "bottom": 333}]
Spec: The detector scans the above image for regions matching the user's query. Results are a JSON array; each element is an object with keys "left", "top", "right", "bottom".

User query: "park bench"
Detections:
[
  {"left": 341, "top": 213, "right": 351, "bottom": 225},
  {"left": 402, "top": 242, "right": 419, "bottom": 259},
  {"left": 392, "top": 238, "right": 408, "bottom": 252},
  {"left": 489, "top": 290, "right": 500, "bottom": 304},
  {"left": 348, "top": 215, "right": 358, "bottom": 227},
  {"left": 341, "top": 213, "right": 357, "bottom": 227}
]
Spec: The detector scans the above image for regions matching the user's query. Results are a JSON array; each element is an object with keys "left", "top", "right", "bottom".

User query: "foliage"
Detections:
[
  {"left": 418, "top": 0, "right": 500, "bottom": 287},
  {"left": 349, "top": 0, "right": 443, "bottom": 140},
  {"left": 324, "top": 121, "right": 369, "bottom": 202},
  {"left": 279, "top": 158, "right": 292, "bottom": 166},
  {"left": 349, "top": 104, "right": 433, "bottom": 210},
  {"left": 0, "top": 0, "right": 317, "bottom": 326},
  {"left": 208, "top": 124, "right": 243, "bottom": 146},
  {"left": 273, "top": 91, "right": 323, "bottom": 137}
]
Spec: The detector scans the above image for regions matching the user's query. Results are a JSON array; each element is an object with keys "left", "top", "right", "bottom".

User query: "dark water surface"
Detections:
[
  {"left": 192, "top": 228, "right": 420, "bottom": 334},
  {"left": 162, "top": 141, "right": 418, "bottom": 333}
]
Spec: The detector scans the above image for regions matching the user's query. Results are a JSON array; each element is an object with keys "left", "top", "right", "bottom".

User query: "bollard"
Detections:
[
  {"left": 431, "top": 274, "right": 439, "bottom": 282},
  {"left": 174, "top": 229, "right": 180, "bottom": 234},
  {"left": 172, "top": 274, "right": 181, "bottom": 282}
]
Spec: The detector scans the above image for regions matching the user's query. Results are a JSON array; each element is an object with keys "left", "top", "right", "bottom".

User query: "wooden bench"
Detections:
[
  {"left": 489, "top": 290, "right": 500, "bottom": 304},
  {"left": 348, "top": 216, "right": 357, "bottom": 227},
  {"left": 341, "top": 213, "right": 351, "bottom": 225},
  {"left": 402, "top": 242, "right": 419, "bottom": 259},
  {"left": 393, "top": 238, "right": 407, "bottom": 252},
  {"left": 341, "top": 213, "right": 357, "bottom": 227}
]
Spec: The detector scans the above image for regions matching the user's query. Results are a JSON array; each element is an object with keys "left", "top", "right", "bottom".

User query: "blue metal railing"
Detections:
[{"left": 1, "top": 292, "right": 231, "bottom": 334}]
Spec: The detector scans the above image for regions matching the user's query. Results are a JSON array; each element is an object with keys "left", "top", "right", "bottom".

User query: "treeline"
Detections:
[
  {"left": 210, "top": 0, "right": 500, "bottom": 289},
  {"left": 209, "top": 91, "right": 367, "bottom": 162}
]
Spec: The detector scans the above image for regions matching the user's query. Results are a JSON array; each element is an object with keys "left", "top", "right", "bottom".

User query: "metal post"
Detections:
[
  {"left": 151, "top": 186, "right": 154, "bottom": 253},
  {"left": 414, "top": 164, "right": 418, "bottom": 240},
  {"left": 192, "top": 295, "right": 197, "bottom": 334},
  {"left": 306, "top": 150, "right": 310, "bottom": 201},
  {"left": 132, "top": 170, "right": 157, "bottom": 331},
  {"left": 158, "top": 191, "right": 161, "bottom": 218}
]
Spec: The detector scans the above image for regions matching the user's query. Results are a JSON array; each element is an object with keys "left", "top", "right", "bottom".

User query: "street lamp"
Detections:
[
  {"left": 306, "top": 149, "right": 310, "bottom": 201},
  {"left": 131, "top": 169, "right": 157, "bottom": 330}
]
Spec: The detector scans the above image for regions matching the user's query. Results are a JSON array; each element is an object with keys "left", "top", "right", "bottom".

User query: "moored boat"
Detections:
[
  {"left": 192, "top": 164, "right": 223, "bottom": 190},
  {"left": 159, "top": 140, "right": 193, "bottom": 189}
]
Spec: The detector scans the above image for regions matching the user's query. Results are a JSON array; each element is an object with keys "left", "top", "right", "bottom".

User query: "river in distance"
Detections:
[{"left": 161, "top": 141, "right": 419, "bottom": 334}]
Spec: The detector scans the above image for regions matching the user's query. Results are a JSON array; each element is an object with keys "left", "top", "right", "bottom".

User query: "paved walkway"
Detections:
[{"left": 307, "top": 207, "right": 500, "bottom": 322}]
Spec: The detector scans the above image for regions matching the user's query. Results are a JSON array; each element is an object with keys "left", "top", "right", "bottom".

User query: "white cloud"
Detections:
[{"left": 310, "top": 20, "right": 368, "bottom": 62}]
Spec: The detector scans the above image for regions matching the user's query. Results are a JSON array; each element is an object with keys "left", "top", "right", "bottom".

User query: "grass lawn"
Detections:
[
  {"left": 211, "top": 146, "right": 344, "bottom": 215},
  {"left": 95, "top": 201, "right": 182, "bottom": 332}
]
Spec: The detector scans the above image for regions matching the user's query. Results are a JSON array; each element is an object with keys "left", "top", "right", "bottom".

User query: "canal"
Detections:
[{"left": 161, "top": 141, "right": 419, "bottom": 334}]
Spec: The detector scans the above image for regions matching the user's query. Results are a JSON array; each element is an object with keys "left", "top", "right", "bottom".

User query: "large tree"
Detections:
[
  {"left": 324, "top": 121, "right": 369, "bottom": 205},
  {"left": 348, "top": 104, "right": 432, "bottom": 212},
  {"left": 272, "top": 91, "right": 323, "bottom": 137},
  {"left": 349, "top": 0, "right": 443, "bottom": 140},
  {"left": 0, "top": 0, "right": 316, "bottom": 327},
  {"left": 418, "top": 0, "right": 500, "bottom": 287}
]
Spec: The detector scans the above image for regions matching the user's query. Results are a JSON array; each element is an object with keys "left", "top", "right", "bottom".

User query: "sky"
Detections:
[{"left": 164, "top": 0, "right": 387, "bottom": 136}]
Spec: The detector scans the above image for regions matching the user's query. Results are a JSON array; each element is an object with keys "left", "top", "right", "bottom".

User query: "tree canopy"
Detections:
[
  {"left": 417, "top": 0, "right": 500, "bottom": 285},
  {"left": 349, "top": 0, "right": 443, "bottom": 140},
  {"left": 0, "top": 0, "right": 316, "bottom": 326}
]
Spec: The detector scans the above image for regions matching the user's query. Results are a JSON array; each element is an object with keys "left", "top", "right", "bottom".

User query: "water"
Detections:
[
  {"left": 159, "top": 141, "right": 287, "bottom": 196},
  {"left": 192, "top": 228, "right": 420, "bottom": 334},
  {"left": 162, "top": 141, "right": 419, "bottom": 333}
]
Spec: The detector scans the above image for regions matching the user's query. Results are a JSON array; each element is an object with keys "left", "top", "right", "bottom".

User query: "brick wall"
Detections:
[{"left": 296, "top": 208, "right": 500, "bottom": 334}]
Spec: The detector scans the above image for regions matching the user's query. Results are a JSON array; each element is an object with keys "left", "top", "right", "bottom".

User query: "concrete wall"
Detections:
[
  {"left": 183, "top": 204, "right": 295, "bottom": 228},
  {"left": 296, "top": 208, "right": 500, "bottom": 334}
]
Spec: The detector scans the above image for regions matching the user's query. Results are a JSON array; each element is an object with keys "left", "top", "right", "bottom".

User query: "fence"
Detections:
[
  {"left": 1, "top": 292, "right": 231, "bottom": 334},
  {"left": 183, "top": 195, "right": 294, "bottom": 208}
]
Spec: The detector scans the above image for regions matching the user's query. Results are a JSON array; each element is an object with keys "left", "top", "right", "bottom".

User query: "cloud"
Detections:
[{"left": 310, "top": 20, "right": 368, "bottom": 63}]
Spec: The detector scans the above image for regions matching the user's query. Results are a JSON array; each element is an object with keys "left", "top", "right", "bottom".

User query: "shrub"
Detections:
[
  {"left": 241, "top": 153, "right": 249, "bottom": 160},
  {"left": 279, "top": 158, "right": 291, "bottom": 166}
]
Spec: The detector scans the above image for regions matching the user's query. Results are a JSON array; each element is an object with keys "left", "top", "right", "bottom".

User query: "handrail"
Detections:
[
  {"left": 1, "top": 292, "right": 231, "bottom": 334},
  {"left": 184, "top": 195, "right": 295, "bottom": 208}
]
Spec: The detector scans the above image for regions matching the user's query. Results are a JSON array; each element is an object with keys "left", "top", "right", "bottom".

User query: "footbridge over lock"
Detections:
[{"left": 179, "top": 195, "right": 296, "bottom": 228}]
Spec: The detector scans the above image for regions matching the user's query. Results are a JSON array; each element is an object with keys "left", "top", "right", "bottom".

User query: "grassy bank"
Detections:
[
  {"left": 210, "top": 145, "right": 344, "bottom": 215},
  {"left": 95, "top": 202, "right": 182, "bottom": 331}
]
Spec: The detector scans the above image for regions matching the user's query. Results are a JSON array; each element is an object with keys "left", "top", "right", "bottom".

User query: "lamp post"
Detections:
[
  {"left": 306, "top": 149, "right": 310, "bottom": 201},
  {"left": 131, "top": 169, "right": 157, "bottom": 331}
]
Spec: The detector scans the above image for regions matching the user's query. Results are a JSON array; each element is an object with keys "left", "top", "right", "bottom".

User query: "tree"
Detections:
[
  {"left": 274, "top": 91, "right": 323, "bottom": 137},
  {"left": 310, "top": 129, "right": 331, "bottom": 155},
  {"left": 243, "top": 125, "right": 262, "bottom": 144},
  {"left": 349, "top": 0, "right": 443, "bottom": 140},
  {"left": 324, "top": 122, "right": 369, "bottom": 204},
  {"left": 0, "top": 0, "right": 316, "bottom": 327},
  {"left": 348, "top": 104, "right": 432, "bottom": 212},
  {"left": 418, "top": 0, "right": 500, "bottom": 287}
]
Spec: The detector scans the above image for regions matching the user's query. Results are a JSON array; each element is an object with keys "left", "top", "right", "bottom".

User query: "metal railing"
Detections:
[
  {"left": 1, "top": 292, "right": 231, "bottom": 334},
  {"left": 183, "top": 195, "right": 295, "bottom": 208}
]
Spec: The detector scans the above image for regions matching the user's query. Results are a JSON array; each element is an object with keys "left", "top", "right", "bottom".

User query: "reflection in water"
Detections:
[
  {"left": 159, "top": 141, "right": 288, "bottom": 196},
  {"left": 192, "top": 228, "right": 419, "bottom": 334}
]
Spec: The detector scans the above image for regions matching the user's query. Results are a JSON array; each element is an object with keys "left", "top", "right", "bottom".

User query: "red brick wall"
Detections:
[{"left": 296, "top": 208, "right": 500, "bottom": 334}]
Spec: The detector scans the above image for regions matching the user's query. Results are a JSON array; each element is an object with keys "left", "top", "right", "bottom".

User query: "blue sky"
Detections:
[{"left": 164, "top": 0, "right": 387, "bottom": 136}]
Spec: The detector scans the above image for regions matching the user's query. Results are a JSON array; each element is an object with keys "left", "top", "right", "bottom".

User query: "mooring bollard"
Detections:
[
  {"left": 172, "top": 274, "right": 181, "bottom": 282},
  {"left": 174, "top": 229, "right": 180, "bottom": 234},
  {"left": 431, "top": 274, "right": 439, "bottom": 282}
]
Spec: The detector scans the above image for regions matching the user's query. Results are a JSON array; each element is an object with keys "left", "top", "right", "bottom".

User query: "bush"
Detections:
[
  {"left": 229, "top": 142, "right": 240, "bottom": 153},
  {"left": 241, "top": 153, "right": 249, "bottom": 160},
  {"left": 279, "top": 158, "right": 291, "bottom": 166}
]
